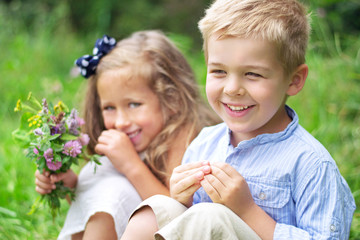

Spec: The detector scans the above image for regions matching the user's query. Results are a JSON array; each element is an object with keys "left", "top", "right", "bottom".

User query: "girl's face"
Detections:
[{"left": 97, "top": 66, "right": 164, "bottom": 152}]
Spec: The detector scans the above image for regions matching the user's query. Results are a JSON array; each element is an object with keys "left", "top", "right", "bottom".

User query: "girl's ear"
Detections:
[{"left": 286, "top": 64, "right": 308, "bottom": 96}]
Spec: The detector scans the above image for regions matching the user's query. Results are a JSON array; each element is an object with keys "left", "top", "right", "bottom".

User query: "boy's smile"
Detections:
[{"left": 206, "top": 34, "right": 295, "bottom": 146}]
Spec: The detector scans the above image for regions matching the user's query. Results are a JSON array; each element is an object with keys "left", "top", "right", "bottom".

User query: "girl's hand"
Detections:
[
  {"left": 170, "top": 161, "right": 211, "bottom": 207},
  {"left": 94, "top": 129, "right": 140, "bottom": 174},
  {"left": 35, "top": 169, "right": 77, "bottom": 195},
  {"left": 200, "top": 162, "right": 256, "bottom": 218}
]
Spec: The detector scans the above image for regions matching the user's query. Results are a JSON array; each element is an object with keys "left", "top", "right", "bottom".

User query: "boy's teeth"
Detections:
[{"left": 227, "top": 104, "right": 249, "bottom": 111}]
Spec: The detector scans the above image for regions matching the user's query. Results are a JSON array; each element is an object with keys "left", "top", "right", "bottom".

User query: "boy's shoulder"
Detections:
[
  {"left": 197, "top": 122, "right": 228, "bottom": 141},
  {"left": 186, "top": 122, "right": 228, "bottom": 152},
  {"left": 292, "top": 124, "right": 334, "bottom": 163}
]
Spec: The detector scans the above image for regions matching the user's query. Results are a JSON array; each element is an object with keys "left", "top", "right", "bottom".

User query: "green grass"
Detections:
[{"left": 1, "top": 5, "right": 359, "bottom": 240}]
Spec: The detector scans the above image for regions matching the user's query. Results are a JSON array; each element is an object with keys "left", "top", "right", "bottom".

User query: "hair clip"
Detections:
[{"left": 75, "top": 35, "right": 117, "bottom": 78}]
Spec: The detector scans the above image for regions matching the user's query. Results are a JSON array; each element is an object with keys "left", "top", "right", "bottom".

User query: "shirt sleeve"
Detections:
[{"left": 273, "top": 161, "right": 356, "bottom": 240}]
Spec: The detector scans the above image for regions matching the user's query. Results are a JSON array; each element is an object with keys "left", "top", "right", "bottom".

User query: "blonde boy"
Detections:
[{"left": 121, "top": 0, "right": 356, "bottom": 239}]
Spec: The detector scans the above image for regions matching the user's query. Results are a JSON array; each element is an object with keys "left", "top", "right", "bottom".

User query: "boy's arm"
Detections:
[
  {"left": 203, "top": 162, "right": 356, "bottom": 240},
  {"left": 201, "top": 162, "right": 276, "bottom": 240},
  {"left": 274, "top": 161, "right": 355, "bottom": 239}
]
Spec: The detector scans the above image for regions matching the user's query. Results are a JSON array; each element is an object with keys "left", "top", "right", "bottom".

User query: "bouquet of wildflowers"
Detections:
[{"left": 12, "top": 92, "right": 100, "bottom": 218}]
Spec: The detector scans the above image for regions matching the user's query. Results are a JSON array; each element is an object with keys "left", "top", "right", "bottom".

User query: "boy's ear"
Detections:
[{"left": 286, "top": 64, "right": 308, "bottom": 96}]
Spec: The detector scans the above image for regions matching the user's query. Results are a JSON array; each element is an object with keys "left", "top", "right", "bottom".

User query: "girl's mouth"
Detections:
[{"left": 127, "top": 129, "right": 141, "bottom": 139}]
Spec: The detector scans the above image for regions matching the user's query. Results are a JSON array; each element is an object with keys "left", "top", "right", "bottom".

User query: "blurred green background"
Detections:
[{"left": 0, "top": 0, "right": 359, "bottom": 239}]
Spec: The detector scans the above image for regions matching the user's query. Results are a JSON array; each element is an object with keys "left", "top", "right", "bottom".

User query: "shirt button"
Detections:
[
  {"left": 259, "top": 192, "right": 266, "bottom": 200},
  {"left": 330, "top": 224, "right": 336, "bottom": 232}
]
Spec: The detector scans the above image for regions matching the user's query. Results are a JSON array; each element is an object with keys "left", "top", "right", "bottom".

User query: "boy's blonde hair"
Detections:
[
  {"left": 84, "top": 30, "right": 218, "bottom": 183},
  {"left": 198, "top": 0, "right": 311, "bottom": 75}
]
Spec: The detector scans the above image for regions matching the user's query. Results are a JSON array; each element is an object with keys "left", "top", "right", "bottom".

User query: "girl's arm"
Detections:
[
  {"left": 95, "top": 128, "right": 190, "bottom": 199},
  {"left": 35, "top": 169, "right": 78, "bottom": 204}
]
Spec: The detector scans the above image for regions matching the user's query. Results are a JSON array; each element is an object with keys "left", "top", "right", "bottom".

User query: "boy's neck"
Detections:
[{"left": 230, "top": 105, "right": 292, "bottom": 146}]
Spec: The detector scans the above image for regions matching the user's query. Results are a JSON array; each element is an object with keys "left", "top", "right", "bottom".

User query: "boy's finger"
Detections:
[
  {"left": 201, "top": 175, "right": 222, "bottom": 202},
  {"left": 171, "top": 170, "right": 206, "bottom": 193},
  {"left": 171, "top": 164, "right": 211, "bottom": 185},
  {"left": 209, "top": 164, "right": 232, "bottom": 183},
  {"left": 172, "top": 161, "right": 210, "bottom": 174},
  {"left": 211, "top": 162, "right": 238, "bottom": 177}
]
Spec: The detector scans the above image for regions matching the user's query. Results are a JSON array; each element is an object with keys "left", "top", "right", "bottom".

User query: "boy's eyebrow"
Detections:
[
  {"left": 208, "top": 61, "right": 271, "bottom": 72},
  {"left": 207, "top": 61, "right": 225, "bottom": 67}
]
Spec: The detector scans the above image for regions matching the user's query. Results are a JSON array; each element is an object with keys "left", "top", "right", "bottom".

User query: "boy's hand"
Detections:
[
  {"left": 95, "top": 129, "right": 139, "bottom": 173},
  {"left": 35, "top": 169, "right": 77, "bottom": 195},
  {"left": 200, "top": 162, "right": 256, "bottom": 218},
  {"left": 170, "top": 161, "right": 211, "bottom": 207}
]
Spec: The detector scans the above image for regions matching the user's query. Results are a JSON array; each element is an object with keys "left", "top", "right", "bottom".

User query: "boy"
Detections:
[{"left": 121, "top": 0, "right": 356, "bottom": 239}]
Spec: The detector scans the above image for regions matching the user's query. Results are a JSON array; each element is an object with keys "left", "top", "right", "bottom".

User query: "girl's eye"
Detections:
[
  {"left": 246, "top": 72, "right": 262, "bottom": 78},
  {"left": 103, "top": 106, "right": 115, "bottom": 111},
  {"left": 129, "top": 102, "right": 141, "bottom": 108}
]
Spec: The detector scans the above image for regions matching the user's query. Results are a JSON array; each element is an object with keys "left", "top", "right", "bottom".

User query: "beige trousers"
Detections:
[{"left": 131, "top": 195, "right": 261, "bottom": 240}]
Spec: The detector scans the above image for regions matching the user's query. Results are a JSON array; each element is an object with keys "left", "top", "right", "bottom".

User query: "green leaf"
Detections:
[
  {"left": 12, "top": 129, "right": 31, "bottom": 147},
  {"left": 51, "top": 143, "right": 64, "bottom": 152},
  {"left": 62, "top": 156, "right": 71, "bottom": 164},
  {"left": 38, "top": 160, "right": 46, "bottom": 171},
  {"left": 54, "top": 154, "right": 62, "bottom": 163},
  {"left": 27, "top": 195, "right": 43, "bottom": 216},
  {"left": 19, "top": 112, "right": 34, "bottom": 130},
  {"left": 39, "top": 142, "right": 51, "bottom": 151},
  {"left": 47, "top": 134, "right": 61, "bottom": 141},
  {"left": 26, "top": 92, "right": 43, "bottom": 110},
  {"left": 60, "top": 133, "right": 78, "bottom": 141}
]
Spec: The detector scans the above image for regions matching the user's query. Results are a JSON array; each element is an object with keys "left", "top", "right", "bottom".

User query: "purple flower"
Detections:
[
  {"left": 33, "top": 147, "right": 39, "bottom": 154},
  {"left": 33, "top": 128, "right": 43, "bottom": 136},
  {"left": 78, "top": 133, "right": 90, "bottom": 146},
  {"left": 63, "top": 140, "right": 82, "bottom": 157},
  {"left": 41, "top": 98, "right": 49, "bottom": 114},
  {"left": 43, "top": 148, "right": 62, "bottom": 171},
  {"left": 44, "top": 148, "right": 54, "bottom": 162},
  {"left": 67, "top": 109, "right": 81, "bottom": 135},
  {"left": 46, "top": 160, "right": 62, "bottom": 171},
  {"left": 51, "top": 123, "right": 66, "bottom": 135},
  {"left": 76, "top": 117, "right": 85, "bottom": 126}
]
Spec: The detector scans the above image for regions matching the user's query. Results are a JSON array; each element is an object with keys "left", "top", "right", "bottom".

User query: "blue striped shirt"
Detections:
[{"left": 182, "top": 106, "right": 356, "bottom": 239}]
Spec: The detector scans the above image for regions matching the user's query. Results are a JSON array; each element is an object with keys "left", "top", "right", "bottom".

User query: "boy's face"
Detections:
[{"left": 206, "top": 34, "right": 293, "bottom": 146}]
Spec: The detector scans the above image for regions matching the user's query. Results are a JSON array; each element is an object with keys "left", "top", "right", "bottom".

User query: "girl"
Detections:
[{"left": 34, "top": 30, "right": 219, "bottom": 240}]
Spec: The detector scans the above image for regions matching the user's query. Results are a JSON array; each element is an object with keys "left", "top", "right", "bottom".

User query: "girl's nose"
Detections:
[
  {"left": 115, "top": 112, "right": 131, "bottom": 130},
  {"left": 223, "top": 75, "right": 246, "bottom": 96}
]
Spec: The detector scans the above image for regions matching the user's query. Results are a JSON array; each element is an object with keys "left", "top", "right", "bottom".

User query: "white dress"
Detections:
[{"left": 58, "top": 156, "right": 142, "bottom": 239}]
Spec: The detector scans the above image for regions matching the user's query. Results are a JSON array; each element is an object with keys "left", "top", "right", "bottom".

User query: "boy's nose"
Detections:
[{"left": 224, "top": 76, "right": 246, "bottom": 96}]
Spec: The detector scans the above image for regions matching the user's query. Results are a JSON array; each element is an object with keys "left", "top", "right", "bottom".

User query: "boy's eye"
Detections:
[
  {"left": 210, "top": 69, "right": 227, "bottom": 76},
  {"left": 246, "top": 72, "right": 262, "bottom": 78},
  {"left": 129, "top": 102, "right": 141, "bottom": 108}
]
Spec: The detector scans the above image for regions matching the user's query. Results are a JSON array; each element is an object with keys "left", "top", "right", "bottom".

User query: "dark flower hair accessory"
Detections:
[{"left": 75, "top": 35, "right": 117, "bottom": 78}]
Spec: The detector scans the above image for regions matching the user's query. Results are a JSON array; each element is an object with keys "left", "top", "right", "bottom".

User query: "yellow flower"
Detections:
[
  {"left": 27, "top": 115, "right": 41, "bottom": 127},
  {"left": 14, "top": 99, "right": 22, "bottom": 112},
  {"left": 54, "top": 101, "right": 64, "bottom": 113}
]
